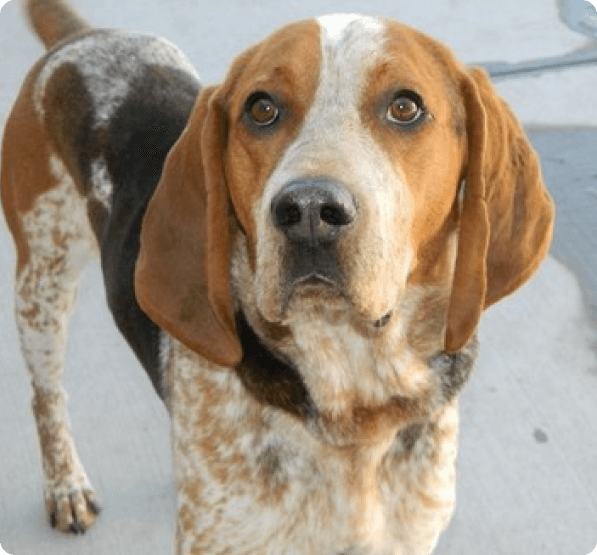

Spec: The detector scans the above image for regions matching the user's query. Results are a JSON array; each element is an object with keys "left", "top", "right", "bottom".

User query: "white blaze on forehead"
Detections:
[
  {"left": 317, "top": 13, "right": 384, "bottom": 43},
  {"left": 261, "top": 13, "right": 387, "bottom": 196},
  {"left": 260, "top": 13, "right": 389, "bottom": 196},
  {"left": 316, "top": 14, "right": 386, "bottom": 110},
  {"left": 317, "top": 13, "right": 372, "bottom": 40}
]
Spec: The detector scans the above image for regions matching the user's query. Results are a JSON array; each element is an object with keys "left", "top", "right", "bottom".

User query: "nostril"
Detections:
[
  {"left": 320, "top": 203, "right": 353, "bottom": 226},
  {"left": 275, "top": 200, "right": 302, "bottom": 227}
]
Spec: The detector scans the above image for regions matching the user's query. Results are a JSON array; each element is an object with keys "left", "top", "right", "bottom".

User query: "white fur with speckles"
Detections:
[
  {"left": 15, "top": 154, "right": 100, "bottom": 531},
  {"left": 89, "top": 156, "right": 113, "bottom": 210},
  {"left": 166, "top": 334, "right": 460, "bottom": 555},
  {"left": 33, "top": 33, "right": 199, "bottom": 126}
]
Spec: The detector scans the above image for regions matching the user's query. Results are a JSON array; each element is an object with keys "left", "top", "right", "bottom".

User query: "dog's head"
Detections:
[{"left": 135, "top": 15, "right": 554, "bottom": 368}]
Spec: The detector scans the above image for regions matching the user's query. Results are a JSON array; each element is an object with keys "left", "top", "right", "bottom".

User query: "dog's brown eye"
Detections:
[
  {"left": 246, "top": 93, "right": 279, "bottom": 126},
  {"left": 387, "top": 93, "right": 424, "bottom": 125}
]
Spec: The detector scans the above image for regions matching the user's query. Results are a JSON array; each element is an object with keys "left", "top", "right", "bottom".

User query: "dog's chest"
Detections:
[{"left": 166, "top": 337, "right": 459, "bottom": 555}]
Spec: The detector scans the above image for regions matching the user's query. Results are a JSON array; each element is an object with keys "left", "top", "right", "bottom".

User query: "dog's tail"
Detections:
[{"left": 24, "top": 0, "right": 91, "bottom": 50}]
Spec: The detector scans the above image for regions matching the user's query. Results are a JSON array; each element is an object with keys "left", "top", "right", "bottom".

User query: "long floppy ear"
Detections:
[
  {"left": 135, "top": 86, "right": 242, "bottom": 367},
  {"left": 445, "top": 67, "right": 554, "bottom": 353}
]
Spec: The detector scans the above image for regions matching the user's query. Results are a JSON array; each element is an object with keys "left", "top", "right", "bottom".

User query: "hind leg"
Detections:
[{"left": 13, "top": 155, "right": 101, "bottom": 533}]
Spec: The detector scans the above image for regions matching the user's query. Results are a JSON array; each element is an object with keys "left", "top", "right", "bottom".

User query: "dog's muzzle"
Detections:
[{"left": 271, "top": 178, "right": 356, "bottom": 286}]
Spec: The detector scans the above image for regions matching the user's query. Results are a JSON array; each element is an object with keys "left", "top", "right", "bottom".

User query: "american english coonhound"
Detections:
[{"left": 1, "top": 0, "right": 554, "bottom": 553}]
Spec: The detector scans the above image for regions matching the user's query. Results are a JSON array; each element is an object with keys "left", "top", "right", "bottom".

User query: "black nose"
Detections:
[{"left": 271, "top": 179, "right": 356, "bottom": 246}]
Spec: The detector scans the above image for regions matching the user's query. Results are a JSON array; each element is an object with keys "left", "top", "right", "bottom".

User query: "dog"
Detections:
[{"left": 1, "top": 0, "right": 554, "bottom": 553}]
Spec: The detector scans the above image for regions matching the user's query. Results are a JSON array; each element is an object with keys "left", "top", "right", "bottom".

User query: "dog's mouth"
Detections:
[
  {"left": 254, "top": 232, "right": 398, "bottom": 330},
  {"left": 280, "top": 242, "right": 345, "bottom": 302},
  {"left": 282, "top": 272, "right": 345, "bottom": 309},
  {"left": 290, "top": 273, "right": 338, "bottom": 292},
  {"left": 278, "top": 271, "right": 395, "bottom": 331},
  {"left": 287, "top": 243, "right": 341, "bottom": 285}
]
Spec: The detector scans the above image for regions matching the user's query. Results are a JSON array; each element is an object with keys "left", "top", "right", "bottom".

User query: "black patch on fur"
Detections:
[
  {"left": 95, "top": 64, "right": 200, "bottom": 399},
  {"left": 256, "top": 444, "right": 282, "bottom": 476},
  {"left": 87, "top": 197, "right": 108, "bottom": 239},
  {"left": 397, "top": 422, "right": 424, "bottom": 452},
  {"left": 234, "top": 312, "right": 317, "bottom": 420},
  {"left": 43, "top": 62, "right": 95, "bottom": 196},
  {"left": 431, "top": 335, "right": 479, "bottom": 403}
]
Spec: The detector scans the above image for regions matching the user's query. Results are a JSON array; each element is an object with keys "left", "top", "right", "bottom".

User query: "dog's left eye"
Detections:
[
  {"left": 386, "top": 91, "right": 425, "bottom": 126},
  {"left": 246, "top": 92, "right": 280, "bottom": 127}
]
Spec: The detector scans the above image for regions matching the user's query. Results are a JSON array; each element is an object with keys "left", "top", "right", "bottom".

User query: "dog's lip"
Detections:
[
  {"left": 277, "top": 278, "right": 396, "bottom": 331},
  {"left": 292, "top": 273, "right": 338, "bottom": 289},
  {"left": 281, "top": 273, "right": 345, "bottom": 307}
]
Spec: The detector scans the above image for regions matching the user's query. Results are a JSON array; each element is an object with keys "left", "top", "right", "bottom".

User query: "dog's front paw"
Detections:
[{"left": 45, "top": 484, "right": 101, "bottom": 534}]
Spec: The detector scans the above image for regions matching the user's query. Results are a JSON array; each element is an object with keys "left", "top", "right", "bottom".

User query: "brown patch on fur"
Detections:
[
  {"left": 445, "top": 68, "right": 554, "bottom": 352},
  {"left": 1, "top": 64, "right": 55, "bottom": 272},
  {"left": 179, "top": 504, "right": 195, "bottom": 534},
  {"left": 26, "top": 0, "right": 91, "bottom": 50},
  {"left": 317, "top": 395, "right": 427, "bottom": 447},
  {"left": 361, "top": 23, "right": 466, "bottom": 297},
  {"left": 223, "top": 20, "right": 322, "bottom": 241},
  {"left": 256, "top": 446, "right": 291, "bottom": 504},
  {"left": 405, "top": 288, "right": 450, "bottom": 354},
  {"left": 252, "top": 311, "right": 292, "bottom": 344}
]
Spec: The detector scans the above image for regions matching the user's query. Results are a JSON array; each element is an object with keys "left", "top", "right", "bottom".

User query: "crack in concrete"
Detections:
[{"left": 481, "top": 48, "right": 597, "bottom": 81}]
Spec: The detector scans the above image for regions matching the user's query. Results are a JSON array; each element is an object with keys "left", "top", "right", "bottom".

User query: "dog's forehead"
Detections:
[
  {"left": 228, "top": 15, "right": 385, "bottom": 94},
  {"left": 231, "top": 14, "right": 455, "bottom": 108},
  {"left": 315, "top": 14, "right": 387, "bottom": 107},
  {"left": 316, "top": 13, "right": 385, "bottom": 47}
]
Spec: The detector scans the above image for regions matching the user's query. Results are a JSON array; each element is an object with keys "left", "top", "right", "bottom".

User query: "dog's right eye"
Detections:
[{"left": 245, "top": 92, "right": 280, "bottom": 127}]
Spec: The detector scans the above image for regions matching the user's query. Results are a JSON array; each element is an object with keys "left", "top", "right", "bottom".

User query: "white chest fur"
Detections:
[{"left": 165, "top": 336, "right": 460, "bottom": 555}]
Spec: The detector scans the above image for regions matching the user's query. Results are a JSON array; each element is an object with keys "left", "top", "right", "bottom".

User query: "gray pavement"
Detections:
[
  {"left": 1, "top": 0, "right": 596, "bottom": 554},
  {"left": 527, "top": 127, "right": 597, "bottom": 321}
]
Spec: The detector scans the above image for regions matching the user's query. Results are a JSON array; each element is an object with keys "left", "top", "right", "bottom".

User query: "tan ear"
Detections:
[
  {"left": 445, "top": 67, "right": 555, "bottom": 353},
  {"left": 135, "top": 86, "right": 242, "bottom": 367}
]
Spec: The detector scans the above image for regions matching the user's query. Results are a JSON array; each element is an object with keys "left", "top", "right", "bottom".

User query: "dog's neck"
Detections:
[
  {"left": 234, "top": 308, "right": 478, "bottom": 447},
  {"left": 234, "top": 311, "right": 317, "bottom": 420}
]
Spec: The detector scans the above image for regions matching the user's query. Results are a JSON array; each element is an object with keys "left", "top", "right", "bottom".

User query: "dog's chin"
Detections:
[
  {"left": 260, "top": 276, "right": 396, "bottom": 332},
  {"left": 280, "top": 276, "right": 347, "bottom": 323}
]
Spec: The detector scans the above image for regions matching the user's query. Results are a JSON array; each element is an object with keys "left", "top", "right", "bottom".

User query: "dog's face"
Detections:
[
  {"left": 135, "top": 14, "right": 553, "bottom": 370},
  {"left": 225, "top": 16, "right": 465, "bottom": 331}
]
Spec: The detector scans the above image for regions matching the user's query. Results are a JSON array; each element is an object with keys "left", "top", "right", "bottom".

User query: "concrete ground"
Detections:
[{"left": 0, "top": 0, "right": 596, "bottom": 554}]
